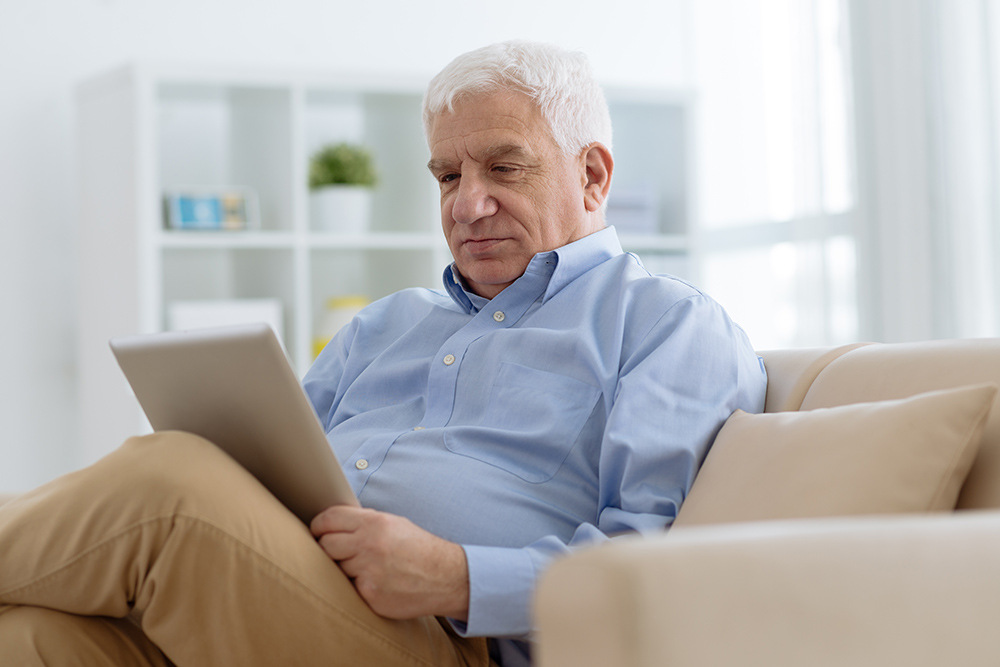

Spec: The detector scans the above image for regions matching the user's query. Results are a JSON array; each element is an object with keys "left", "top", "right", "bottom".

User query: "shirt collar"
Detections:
[
  {"left": 442, "top": 226, "right": 624, "bottom": 313},
  {"left": 542, "top": 226, "right": 623, "bottom": 302},
  {"left": 443, "top": 265, "right": 487, "bottom": 313}
]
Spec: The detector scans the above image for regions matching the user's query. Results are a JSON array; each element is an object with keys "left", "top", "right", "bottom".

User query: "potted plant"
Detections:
[{"left": 308, "top": 142, "right": 378, "bottom": 233}]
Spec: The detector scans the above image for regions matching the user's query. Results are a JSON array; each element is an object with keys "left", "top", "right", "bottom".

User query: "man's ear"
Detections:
[{"left": 581, "top": 143, "right": 614, "bottom": 213}]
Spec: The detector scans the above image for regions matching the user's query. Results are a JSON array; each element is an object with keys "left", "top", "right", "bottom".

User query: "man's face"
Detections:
[{"left": 427, "top": 91, "right": 601, "bottom": 299}]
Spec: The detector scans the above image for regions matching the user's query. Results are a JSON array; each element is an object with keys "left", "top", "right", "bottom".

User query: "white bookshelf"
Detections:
[{"left": 76, "top": 63, "right": 695, "bottom": 463}]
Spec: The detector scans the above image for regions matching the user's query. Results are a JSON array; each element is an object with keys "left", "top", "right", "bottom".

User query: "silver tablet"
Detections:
[{"left": 110, "top": 323, "right": 358, "bottom": 523}]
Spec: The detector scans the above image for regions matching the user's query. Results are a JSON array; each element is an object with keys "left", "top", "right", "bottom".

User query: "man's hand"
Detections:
[{"left": 310, "top": 505, "right": 470, "bottom": 621}]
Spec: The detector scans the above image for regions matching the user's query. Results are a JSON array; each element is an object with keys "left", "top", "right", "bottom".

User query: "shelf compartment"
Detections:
[
  {"left": 156, "top": 82, "right": 296, "bottom": 233},
  {"left": 160, "top": 246, "right": 298, "bottom": 343},
  {"left": 309, "top": 247, "right": 440, "bottom": 329},
  {"left": 303, "top": 87, "right": 438, "bottom": 235}
]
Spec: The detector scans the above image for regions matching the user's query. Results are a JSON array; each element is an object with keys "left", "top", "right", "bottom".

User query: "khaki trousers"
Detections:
[{"left": 0, "top": 432, "right": 490, "bottom": 666}]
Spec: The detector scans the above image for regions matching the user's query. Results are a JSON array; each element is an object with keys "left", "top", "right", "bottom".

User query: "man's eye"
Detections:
[{"left": 439, "top": 173, "right": 459, "bottom": 184}]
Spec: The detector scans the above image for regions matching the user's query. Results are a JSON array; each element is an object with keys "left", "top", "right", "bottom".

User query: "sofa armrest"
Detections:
[{"left": 535, "top": 512, "right": 1000, "bottom": 667}]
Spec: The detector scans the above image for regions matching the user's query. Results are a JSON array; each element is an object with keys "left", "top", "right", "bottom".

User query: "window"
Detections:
[{"left": 691, "top": 0, "right": 856, "bottom": 349}]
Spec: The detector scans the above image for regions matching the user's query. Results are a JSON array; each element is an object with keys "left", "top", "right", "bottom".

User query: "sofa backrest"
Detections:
[
  {"left": 759, "top": 344, "right": 872, "bottom": 413},
  {"left": 759, "top": 339, "right": 1000, "bottom": 510}
]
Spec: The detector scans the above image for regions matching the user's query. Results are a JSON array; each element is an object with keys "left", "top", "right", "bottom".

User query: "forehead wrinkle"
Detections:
[
  {"left": 481, "top": 142, "right": 537, "bottom": 163},
  {"left": 443, "top": 101, "right": 538, "bottom": 136}
]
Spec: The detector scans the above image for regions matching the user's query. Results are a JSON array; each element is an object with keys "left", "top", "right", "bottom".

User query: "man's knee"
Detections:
[
  {"left": 117, "top": 431, "right": 254, "bottom": 497},
  {"left": 100, "top": 430, "right": 281, "bottom": 526},
  {"left": 119, "top": 430, "right": 220, "bottom": 470}
]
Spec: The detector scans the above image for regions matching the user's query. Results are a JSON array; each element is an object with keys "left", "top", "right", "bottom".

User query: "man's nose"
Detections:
[{"left": 451, "top": 174, "right": 499, "bottom": 224}]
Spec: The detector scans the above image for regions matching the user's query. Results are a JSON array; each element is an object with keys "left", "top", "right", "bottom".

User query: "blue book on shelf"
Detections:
[{"left": 164, "top": 191, "right": 253, "bottom": 230}]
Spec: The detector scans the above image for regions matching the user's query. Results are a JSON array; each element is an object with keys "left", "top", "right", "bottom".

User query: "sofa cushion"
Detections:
[
  {"left": 795, "top": 339, "right": 1000, "bottom": 510},
  {"left": 673, "top": 383, "right": 997, "bottom": 527}
]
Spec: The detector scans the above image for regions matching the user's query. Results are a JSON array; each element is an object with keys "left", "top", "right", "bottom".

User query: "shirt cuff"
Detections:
[{"left": 450, "top": 544, "right": 537, "bottom": 638}]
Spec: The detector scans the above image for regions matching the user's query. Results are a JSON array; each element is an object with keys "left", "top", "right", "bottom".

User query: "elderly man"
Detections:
[{"left": 0, "top": 42, "right": 765, "bottom": 666}]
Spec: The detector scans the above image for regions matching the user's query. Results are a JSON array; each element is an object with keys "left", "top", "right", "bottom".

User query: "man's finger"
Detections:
[
  {"left": 317, "top": 532, "right": 360, "bottom": 562},
  {"left": 310, "top": 504, "right": 370, "bottom": 537}
]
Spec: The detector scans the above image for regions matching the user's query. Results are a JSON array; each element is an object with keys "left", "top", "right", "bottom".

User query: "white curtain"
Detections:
[
  {"left": 691, "top": 0, "right": 857, "bottom": 349},
  {"left": 849, "top": 0, "right": 1000, "bottom": 342}
]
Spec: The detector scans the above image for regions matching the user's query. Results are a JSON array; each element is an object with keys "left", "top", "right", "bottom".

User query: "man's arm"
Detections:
[
  {"left": 455, "top": 294, "right": 767, "bottom": 638},
  {"left": 310, "top": 505, "right": 470, "bottom": 621}
]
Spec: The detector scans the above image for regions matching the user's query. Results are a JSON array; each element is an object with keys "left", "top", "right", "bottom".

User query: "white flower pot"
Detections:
[{"left": 310, "top": 185, "right": 372, "bottom": 233}]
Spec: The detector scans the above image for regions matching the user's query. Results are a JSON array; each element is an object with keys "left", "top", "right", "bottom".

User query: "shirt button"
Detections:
[
  {"left": 413, "top": 426, "right": 425, "bottom": 431},
  {"left": 443, "top": 354, "right": 456, "bottom": 366},
  {"left": 355, "top": 459, "right": 369, "bottom": 470},
  {"left": 493, "top": 310, "right": 506, "bottom": 323}
]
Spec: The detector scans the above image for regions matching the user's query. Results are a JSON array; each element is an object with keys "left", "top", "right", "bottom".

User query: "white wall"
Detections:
[{"left": 0, "top": 0, "right": 692, "bottom": 490}]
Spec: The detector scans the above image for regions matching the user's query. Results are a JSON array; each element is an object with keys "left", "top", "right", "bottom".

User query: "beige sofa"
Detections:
[
  {"left": 535, "top": 339, "right": 1000, "bottom": 667},
  {"left": 3, "top": 339, "right": 1000, "bottom": 666}
]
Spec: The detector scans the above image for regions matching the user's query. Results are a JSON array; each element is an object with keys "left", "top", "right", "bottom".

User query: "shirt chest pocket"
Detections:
[{"left": 443, "top": 362, "right": 602, "bottom": 483}]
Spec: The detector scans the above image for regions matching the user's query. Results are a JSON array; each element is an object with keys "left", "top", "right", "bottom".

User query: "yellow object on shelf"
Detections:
[
  {"left": 326, "top": 295, "right": 370, "bottom": 311},
  {"left": 312, "top": 337, "right": 332, "bottom": 359}
]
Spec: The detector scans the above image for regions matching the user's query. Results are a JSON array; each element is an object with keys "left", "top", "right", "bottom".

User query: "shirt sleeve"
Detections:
[
  {"left": 451, "top": 294, "right": 767, "bottom": 638},
  {"left": 301, "top": 317, "right": 361, "bottom": 427}
]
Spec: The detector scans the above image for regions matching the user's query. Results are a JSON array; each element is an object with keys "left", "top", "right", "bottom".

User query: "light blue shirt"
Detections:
[{"left": 302, "top": 227, "right": 766, "bottom": 666}]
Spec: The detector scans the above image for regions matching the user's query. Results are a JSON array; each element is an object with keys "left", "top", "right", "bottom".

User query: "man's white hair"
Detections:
[{"left": 422, "top": 40, "right": 613, "bottom": 156}]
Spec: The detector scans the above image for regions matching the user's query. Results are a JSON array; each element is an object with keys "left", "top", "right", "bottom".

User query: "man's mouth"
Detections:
[{"left": 462, "top": 238, "right": 507, "bottom": 255}]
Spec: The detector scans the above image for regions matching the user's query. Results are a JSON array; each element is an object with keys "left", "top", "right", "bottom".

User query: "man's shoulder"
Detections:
[
  {"left": 589, "top": 254, "right": 742, "bottom": 344},
  {"left": 601, "top": 252, "right": 708, "bottom": 306}
]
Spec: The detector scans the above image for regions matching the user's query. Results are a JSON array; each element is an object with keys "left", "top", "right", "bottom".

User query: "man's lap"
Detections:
[{"left": 0, "top": 432, "right": 488, "bottom": 666}]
